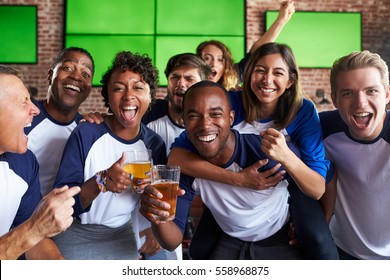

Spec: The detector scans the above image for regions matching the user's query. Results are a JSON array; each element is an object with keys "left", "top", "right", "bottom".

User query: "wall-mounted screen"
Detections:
[
  {"left": 65, "top": 0, "right": 245, "bottom": 86},
  {"left": 265, "top": 11, "right": 362, "bottom": 68},
  {"left": 0, "top": 6, "right": 37, "bottom": 64}
]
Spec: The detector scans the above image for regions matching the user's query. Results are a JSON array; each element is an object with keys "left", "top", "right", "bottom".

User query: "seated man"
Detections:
[
  {"left": 140, "top": 80, "right": 302, "bottom": 259},
  {"left": 0, "top": 65, "right": 79, "bottom": 260}
]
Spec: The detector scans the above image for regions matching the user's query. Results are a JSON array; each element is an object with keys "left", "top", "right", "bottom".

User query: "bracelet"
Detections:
[{"left": 95, "top": 170, "right": 108, "bottom": 193}]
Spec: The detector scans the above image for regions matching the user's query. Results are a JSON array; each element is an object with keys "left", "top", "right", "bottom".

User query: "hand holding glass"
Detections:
[
  {"left": 151, "top": 165, "right": 180, "bottom": 221},
  {"left": 122, "top": 150, "right": 152, "bottom": 191}
]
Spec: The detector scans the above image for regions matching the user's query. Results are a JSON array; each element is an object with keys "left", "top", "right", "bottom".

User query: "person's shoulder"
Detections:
[
  {"left": 300, "top": 98, "right": 317, "bottom": 112},
  {"left": 142, "top": 99, "right": 169, "bottom": 124},
  {"left": 2, "top": 150, "right": 39, "bottom": 180},
  {"left": 319, "top": 110, "right": 345, "bottom": 139},
  {"left": 75, "top": 112, "right": 85, "bottom": 124},
  {"left": 141, "top": 123, "right": 165, "bottom": 143},
  {"left": 319, "top": 109, "right": 340, "bottom": 122},
  {"left": 71, "top": 121, "right": 109, "bottom": 144},
  {"left": 3, "top": 149, "right": 37, "bottom": 164},
  {"left": 382, "top": 111, "right": 390, "bottom": 143}
]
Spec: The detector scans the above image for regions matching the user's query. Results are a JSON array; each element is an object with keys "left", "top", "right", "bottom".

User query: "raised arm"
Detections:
[{"left": 250, "top": 0, "right": 295, "bottom": 54}]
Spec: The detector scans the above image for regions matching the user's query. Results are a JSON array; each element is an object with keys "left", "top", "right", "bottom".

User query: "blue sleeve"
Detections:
[
  {"left": 287, "top": 99, "right": 330, "bottom": 179},
  {"left": 170, "top": 131, "right": 197, "bottom": 153},
  {"left": 228, "top": 90, "right": 246, "bottom": 126},
  {"left": 12, "top": 151, "right": 42, "bottom": 228},
  {"left": 53, "top": 126, "right": 88, "bottom": 216},
  {"left": 173, "top": 174, "right": 197, "bottom": 234}
]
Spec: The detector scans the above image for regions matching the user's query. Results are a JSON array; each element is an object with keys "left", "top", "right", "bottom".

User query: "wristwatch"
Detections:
[{"left": 95, "top": 170, "right": 108, "bottom": 192}]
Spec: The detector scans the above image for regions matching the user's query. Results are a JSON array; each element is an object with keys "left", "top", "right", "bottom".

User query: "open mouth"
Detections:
[
  {"left": 209, "top": 70, "right": 218, "bottom": 81},
  {"left": 24, "top": 122, "right": 32, "bottom": 138},
  {"left": 197, "top": 134, "right": 217, "bottom": 142},
  {"left": 64, "top": 84, "right": 81, "bottom": 93},
  {"left": 123, "top": 105, "right": 137, "bottom": 121},
  {"left": 353, "top": 112, "right": 372, "bottom": 128},
  {"left": 175, "top": 91, "right": 185, "bottom": 98}
]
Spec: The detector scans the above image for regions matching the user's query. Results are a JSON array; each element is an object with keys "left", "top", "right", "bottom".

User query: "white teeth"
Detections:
[
  {"left": 123, "top": 106, "right": 137, "bottom": 110},
  {"left": 198, "top": 134, "right": 216, "bottom": 142},
  {"left": 355, "top": 112, "right": 370, "bottom": 117},
  {"left": 261, "top": 88, "right": 274, "bottom": 93},
  {"left": 64, "top": 84, "right": 80, "bottom": 92}
]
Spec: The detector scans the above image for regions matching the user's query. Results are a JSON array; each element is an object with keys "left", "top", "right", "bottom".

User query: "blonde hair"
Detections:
[
  {"left": 330, "top": 50, "right": 389, "bottom": 95},
  {"left": 196, "top": 40, "right": 239, "bottom": 90}
]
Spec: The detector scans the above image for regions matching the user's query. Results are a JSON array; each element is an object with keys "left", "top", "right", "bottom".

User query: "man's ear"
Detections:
[
  {"left": 47, "top": 69, "right": 53, "bottom": 86},
  {"left": 385, "top": 85, "right": 390, "bottom": 105},
  {"left": 230, "top": 110, "right": 235, "bottom": 127},
  {"left": 330, "top": 91, "right": 338, "bottom": 108}
]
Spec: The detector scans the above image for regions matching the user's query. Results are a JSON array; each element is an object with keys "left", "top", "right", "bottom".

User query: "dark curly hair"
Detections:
[{"left": 100, "top": 51, "right": 159, "bottom": 109}]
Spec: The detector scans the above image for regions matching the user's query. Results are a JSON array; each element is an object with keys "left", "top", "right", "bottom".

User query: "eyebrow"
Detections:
[
  {"left": 254, "top": 64, "right": 287, "bottom": 72},
  {"left": 63, "top": 58, "right": 93, "bottom": 73},
  {"left": 185, "top": 106, "right": 224, "bottom": 114}
]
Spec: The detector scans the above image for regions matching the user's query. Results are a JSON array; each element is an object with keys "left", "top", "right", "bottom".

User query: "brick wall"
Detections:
[{"left": 4, "top": 0, "right": 390, "bottom": 114}]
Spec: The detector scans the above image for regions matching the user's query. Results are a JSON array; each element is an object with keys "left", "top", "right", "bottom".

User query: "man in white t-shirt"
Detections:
[{"left": 320, "top": 50, "right": 390, "bottom": 259}]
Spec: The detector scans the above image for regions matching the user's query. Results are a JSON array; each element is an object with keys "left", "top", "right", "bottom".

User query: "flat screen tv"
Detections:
[
  {"left": 0, "top": 6, "right": 37, "bottom": 64},
  {"left": 65, "top": 0, "right": 245, "bottom": 86},
  {"left": 265, "top": 11, "right": 362, "bottom": 68}
]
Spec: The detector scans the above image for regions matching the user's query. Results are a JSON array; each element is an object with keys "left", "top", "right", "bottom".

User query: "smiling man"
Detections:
[
  {"left": 140, "top": 80, "right": 303, "bottom": 260},
  {"left": 320, "top": 50, "right": 390, "bottom": 259},
  {"left": 24, "top": 47, "right": 94, "bottom": 196},
  {"left": 0, "top": 65, "right": 80, "bottom": 260},
  {"left": 142, "top": 53, "right": 211, "bottom": 155}
]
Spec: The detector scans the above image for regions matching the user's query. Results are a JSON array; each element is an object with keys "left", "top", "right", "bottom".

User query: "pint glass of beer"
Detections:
[
  {"left": 122, "top": 149, "right": 152, "bottom": 191},
  {"left": 151, "top": 165, "right": 181, "bottom": 221}
]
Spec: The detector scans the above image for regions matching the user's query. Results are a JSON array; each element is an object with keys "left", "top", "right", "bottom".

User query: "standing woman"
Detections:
[
  {"left": 169, "top": 42, "right": 339, "bottom": 259},
  {"left": 52, "top": 51, "right": 166, "bottom": 259},
  {"left": 196, "top": 0, "right": 295, "bottom": 90}
]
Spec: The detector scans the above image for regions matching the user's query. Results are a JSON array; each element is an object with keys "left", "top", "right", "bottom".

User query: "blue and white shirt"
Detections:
[
  {"left": 321, "top": 110, "right": 390, "bottom": 259},
  {"left": 142, "top": 99, "right": 184, "bottom": 155},
  {"left": 172, "top": 130, "right": 299, "bottom": 242},
  {"left": 0, "top": 150, "right": 41, "bottom": 236},
  {"left": 54, "top": 122, "right": 166, "bottom": 228},
  {"left": 24, "top": 99, "right": 83, "bottom": 196},
  {"left": 230, "top": 92, "right": 329, "bottom": 179}
]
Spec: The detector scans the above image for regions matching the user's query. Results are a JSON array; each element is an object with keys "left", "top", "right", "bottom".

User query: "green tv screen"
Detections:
[
  {"left": 0, "top": 6, "right": 37, "bottom": 63},
  {"left": 65, "top": 0, "right": 245, "bottom": 86},
  {"left": 266, "top": 11, "right": 362, "bottom": 68}
]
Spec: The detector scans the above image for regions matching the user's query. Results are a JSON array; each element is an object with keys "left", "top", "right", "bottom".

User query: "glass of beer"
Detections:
[
  {"left": 122, "top": 149, "right": 152, "bottom": 191},
  {"left": 151, "top": 165, "right": 181, "bottom": 221}
]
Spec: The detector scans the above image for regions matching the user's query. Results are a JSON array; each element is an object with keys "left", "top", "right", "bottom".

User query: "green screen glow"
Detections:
[
  {"left": 156, "top": 0, "right": 244, "bottom": 35},
  {"left": 66, "top": 35, "right": 155, "bottom": 86},
  {"left": 65, "top": 0, "right": 245, "bottom": 86},
  {"left": 266, "top": 11, "right": 362, "bottom": 68},
  {"left": 0, "top": 6, "right": 37, "bottom": 63}
]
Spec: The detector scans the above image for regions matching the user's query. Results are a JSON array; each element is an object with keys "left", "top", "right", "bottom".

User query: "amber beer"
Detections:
[
  {"left": 122, "top": 161, "right": 151, "bottom": 188},
  {"left": 152, "top": 180, "right": 179, "bottom": 221},
  {"left": 151, "top": 165, "right": 181, "bottom": 221},
  {"left": 123, "top": 149, "right": 152, "bottom": 191}
]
